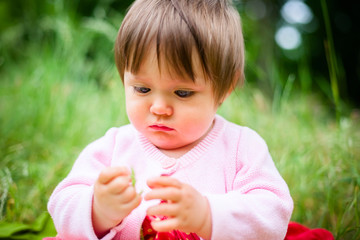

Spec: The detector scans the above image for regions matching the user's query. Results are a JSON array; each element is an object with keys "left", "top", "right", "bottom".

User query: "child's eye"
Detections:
[
  {"left": 134, "top": 86, "right": 150, "bottom": 94},
  {"left": 174, "top": 90, "right": 194, "bottom": 98}
]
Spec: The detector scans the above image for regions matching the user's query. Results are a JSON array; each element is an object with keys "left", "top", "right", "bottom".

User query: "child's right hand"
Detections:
[{"left": 92, "top": 166, "right": 141, "bottom": 238}]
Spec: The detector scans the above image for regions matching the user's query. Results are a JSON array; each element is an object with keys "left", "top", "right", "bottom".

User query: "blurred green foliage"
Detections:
[
  {"left": 0, "top": 0, "right": 359, "bottom": 239},
  {"left": 1, "top": 0, "right": 359, "bottom": 112}
]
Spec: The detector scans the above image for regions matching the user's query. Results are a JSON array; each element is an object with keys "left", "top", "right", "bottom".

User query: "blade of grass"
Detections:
[{"left": 321, "top": 0, "right": 341, "bottom": 123}]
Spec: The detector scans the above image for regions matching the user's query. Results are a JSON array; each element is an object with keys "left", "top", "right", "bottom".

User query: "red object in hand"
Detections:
[
  {"left": 142, "top": 212, "right": 200, "bottom": 240},
  {"left": 285, "top": 222, "right": 334, "bottom": 240}
]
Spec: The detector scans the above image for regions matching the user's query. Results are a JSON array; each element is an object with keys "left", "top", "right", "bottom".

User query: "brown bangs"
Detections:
[{"left": 115, "top": 0, "right": 202, "bottom": 83}]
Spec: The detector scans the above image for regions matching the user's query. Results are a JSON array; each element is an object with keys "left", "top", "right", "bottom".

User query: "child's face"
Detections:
[{"left": 124, "top": 50, "right": 219, "bottom": 151}]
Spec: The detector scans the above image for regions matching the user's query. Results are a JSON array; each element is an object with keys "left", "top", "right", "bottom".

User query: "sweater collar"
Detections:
[{"left": 137, "top": 115, "right": 225, "bottom": 173}]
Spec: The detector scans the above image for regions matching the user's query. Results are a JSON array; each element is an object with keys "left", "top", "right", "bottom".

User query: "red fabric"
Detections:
[{"left": 285, "top": 222, "right": 334, "bottom": 240}]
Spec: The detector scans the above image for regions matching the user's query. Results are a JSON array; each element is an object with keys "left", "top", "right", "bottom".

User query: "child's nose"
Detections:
[{"left": 150, "top": 98, "right": 173, "bottom": 116}]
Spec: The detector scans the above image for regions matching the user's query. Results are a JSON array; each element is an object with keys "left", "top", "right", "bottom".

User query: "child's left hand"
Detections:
[{"left": 144, "top": 176, "right": 212, "bottom": 239}]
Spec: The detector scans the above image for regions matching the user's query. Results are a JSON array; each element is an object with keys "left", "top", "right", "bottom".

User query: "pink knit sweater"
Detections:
[{"left": 48, "top": 115, "right": 293, "bottom": 240}]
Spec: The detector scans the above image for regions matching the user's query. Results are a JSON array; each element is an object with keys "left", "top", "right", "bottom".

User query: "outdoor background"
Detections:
[{"left": 0, "top": 0, "right": 359, "bottom": 239}]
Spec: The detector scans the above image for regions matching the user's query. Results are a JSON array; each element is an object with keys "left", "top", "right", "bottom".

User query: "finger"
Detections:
[
  {"left": 147, "top": 176, "right": 182, "bottom": 189},
  {"left": 118, "top": 185, "right": 140, "bottom": 204},
  {"left": 151, "top": 217, "right": 179, "bottom": 233},
  {"left": 107, "top": 175, "right": 132, "bottom": 194},
  {"left": 146, "top": 202, "right": 178, "bottom": 217},
  {"left": 98, "top": 166, "right": 130, "bottom": 184},
  {"left": 144, "top": 187, "right": 180, "bottom": 202},
  {"left": 114, "top": 193, "right": 142, "bottom": 220},
  {"left": 121, "top": 192, "right": 142, "bottom": 210}
]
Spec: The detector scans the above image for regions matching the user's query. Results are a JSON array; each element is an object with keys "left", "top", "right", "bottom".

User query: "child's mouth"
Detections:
[{"left": 149, "top": 125, "right": 174, "bottom": 131}]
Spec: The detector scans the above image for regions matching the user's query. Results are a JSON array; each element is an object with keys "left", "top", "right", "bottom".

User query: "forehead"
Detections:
[{"left": 127, "top": 43, "right": 207, "bottom": 85}]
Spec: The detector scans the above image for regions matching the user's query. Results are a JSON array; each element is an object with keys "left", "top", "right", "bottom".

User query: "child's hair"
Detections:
[{"left": 114, "top": 0, "right": 245, "bottom": 103}]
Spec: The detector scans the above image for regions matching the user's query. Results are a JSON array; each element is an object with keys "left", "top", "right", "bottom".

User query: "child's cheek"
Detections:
[{"left": 126, "top": 100, "right": 146, "bottom": 126}]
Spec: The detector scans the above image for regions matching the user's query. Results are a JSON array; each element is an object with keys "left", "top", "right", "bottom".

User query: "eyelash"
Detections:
[
  {"left": 174, "top": 90, "right": 194, "bottom": 98},
  {"left": 133, "top": 87, "right": 194, "bottom": 98},
  {"left": 134, "top": 86, "right": 150, "bottom": 94}
]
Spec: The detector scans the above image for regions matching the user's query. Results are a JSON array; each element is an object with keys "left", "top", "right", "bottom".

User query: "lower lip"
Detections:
[{"left": 149, "top": 125, "right": 174, "bottom": 131}]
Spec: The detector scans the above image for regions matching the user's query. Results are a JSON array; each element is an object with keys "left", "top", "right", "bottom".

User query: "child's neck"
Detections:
[
  {"left": 159, "top": 149, "right": 185, "bottom": 159},
  {"left": 158, "top": 143, "right": 195, "bottom": 159}
]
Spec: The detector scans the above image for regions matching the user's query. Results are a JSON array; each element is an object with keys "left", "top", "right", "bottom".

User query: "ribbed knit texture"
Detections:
[{"left": 48, "top": 115, "right": 293, "bottom": 240}]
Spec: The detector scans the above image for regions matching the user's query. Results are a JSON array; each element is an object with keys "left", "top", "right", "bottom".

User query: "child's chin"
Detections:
[
  {"left": 154, "top": 143, "right": 179, "bottom": 150},
  {"left": 154, "top": 141, "right": 187, "bottom": 151}
]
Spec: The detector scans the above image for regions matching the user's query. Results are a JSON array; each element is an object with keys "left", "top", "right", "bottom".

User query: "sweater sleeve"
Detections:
[
  {"left": 47, "top": 128, "right": 121, "bottom": 240},
  {"left": 206, "top": 128, "right": 293, "bottom": 240}
]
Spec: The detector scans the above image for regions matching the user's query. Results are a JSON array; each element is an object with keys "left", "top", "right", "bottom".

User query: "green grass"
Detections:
[
  {"left": 0, "top": 13, "right": 127, "bottom": 227},
  {"left": 1, "top": 11, "right": 359, "bottom": 240}
]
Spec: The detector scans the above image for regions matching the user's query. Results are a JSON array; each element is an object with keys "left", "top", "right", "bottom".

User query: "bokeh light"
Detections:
[
  {"left": 275, "top": 25, "right": 302, "bottom": 50},
  {"left": 281, "top": 0, "right": 313, "bottom": 24}
]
